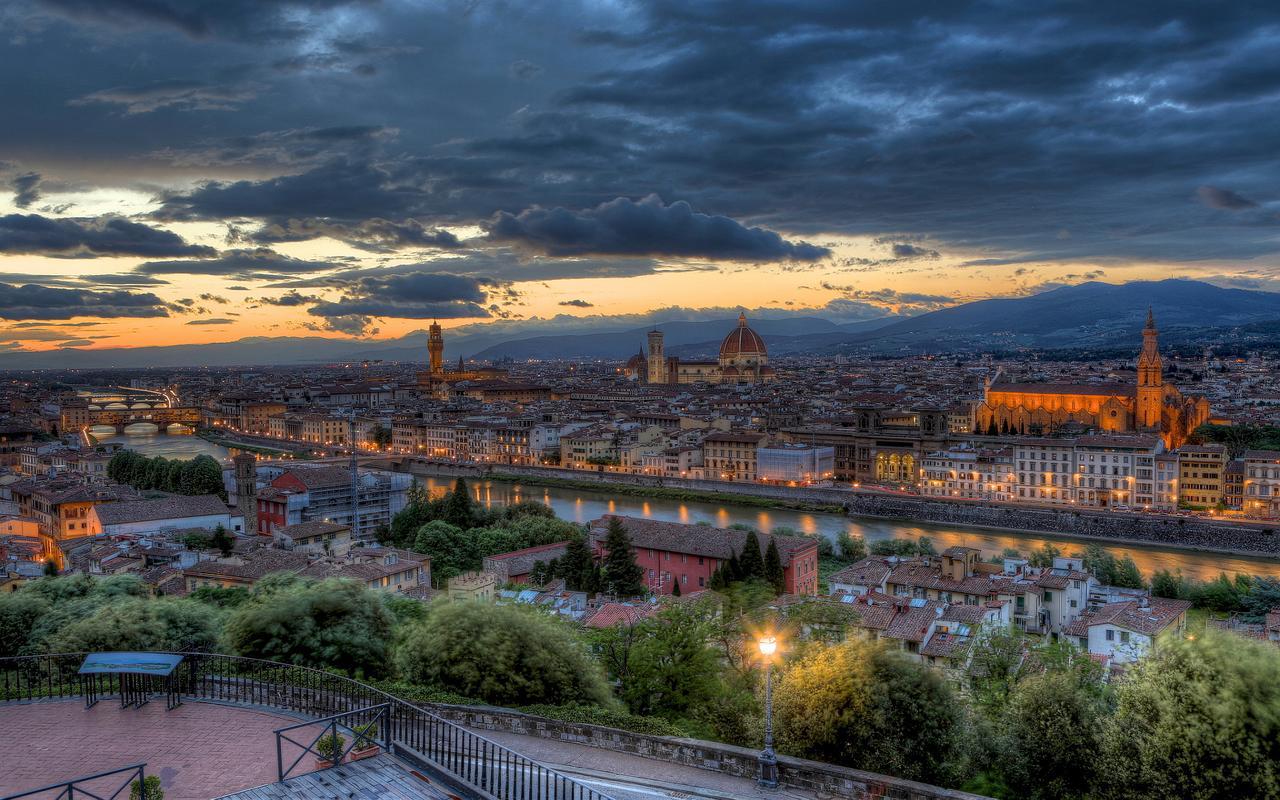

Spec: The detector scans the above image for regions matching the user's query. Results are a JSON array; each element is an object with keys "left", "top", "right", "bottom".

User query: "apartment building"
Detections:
[
  {"left": 1243, "top": 450, "right": 1280, "bottom": 518},
  {"left": 921, "top": 445, "right": 1015, "bottom": 500},
  {"left": 1178, "top": 444, "right": 1228, "bottom": 509}
]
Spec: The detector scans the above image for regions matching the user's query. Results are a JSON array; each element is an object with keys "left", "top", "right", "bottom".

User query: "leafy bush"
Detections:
[
  {"left": 224, "top": 577, "right": 394, "bottom": 677},
  {"left": 1099, "top": 629, "right": 1280, "bottom": 799},
  {"left": 395, "top": 601, "right": 612, "bottom": 707},
  {"left": 773, "top": 638, "right": 960, "bottom": 785}
]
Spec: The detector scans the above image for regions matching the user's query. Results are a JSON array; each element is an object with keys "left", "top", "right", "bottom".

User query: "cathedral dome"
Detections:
[{"left": 719, "top": 313, "right": 767, "bottom": 359}]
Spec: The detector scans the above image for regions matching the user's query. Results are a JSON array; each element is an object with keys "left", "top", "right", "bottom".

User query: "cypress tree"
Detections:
[
  {"left": 558, "top": 533, "right": 594, "bottom": 591},
  {"left": 764, "top": 538, "right": 785, "bottom": 594},
  {"left": 708, "top": 565, "right": 726, "bottom": 591},
  {"left": 726, "top": 552, "right": 742, "bottom": 582},
  {"left": 671, "top": 576, "right": 682, "bottom": 596},
  {"left": 444, "top": 477, "right": 474, "bottom": 528},
  {"left": 738, "top": 531, "right": 766, "bottom": 580},
  {"left": 601, "top": 517, "right": 644, "bottom": 597}
]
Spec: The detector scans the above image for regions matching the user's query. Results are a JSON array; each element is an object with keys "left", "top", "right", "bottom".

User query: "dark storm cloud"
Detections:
[
  {"left": 11, "top": 173, "right": 41, "bottom": 208},
  {"left": 154, "top": 160, "right": 419, "bottom": 222},
  {"left": 306, "top": 273, "right": 492, "bottom": 332},
  {"left": 185, "top": 318, "right": 234, "bottom": 325},
  {"left": 154, "top": 126, "right": 397, "bottom": 168},
  {"left": 0, "top": 214, "right": 215, "bottom": 258},
  {"left": 1196, "top": 186, "right": 1258, "bottom": 211},
  {"left": 246, "top": 217, "right": 459, "bottom": 252},
  {"left": 487, "top": 195, "right": 828, "bottom": 261},
  {"left": 10, "top": 0, "right": 1280, "bottom": 272},
  {"left": 135, "top": 248, "right": 339, "bottom": 279},
  {"left": 263, "top": 250, "right": 684, "bottom": 288},
  {"left": 0, "top": 283, "right": 170, "bottom": 320},
  {"left": 70, "top": 81, "right": 256, "bottom": 114},
  {"left": 890, "top": 243, "right": 940, "bottom": 260},
  {"left": 254, "top": 290, "right": 319, "bottom": 307},
  {"left": 34, "top": 0, "right": 373, "bottom": 42},
  {"left": 559, "top": 299, "right": 593, "bottom": 307}
]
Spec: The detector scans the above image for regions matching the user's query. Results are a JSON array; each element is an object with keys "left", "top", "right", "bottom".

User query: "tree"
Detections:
[
  {"left": 773, "top": 638, "right": 959, "bottom": 784},
  {"left": 737, "top": 531, "right": 765, "bottom": 580},
  {"left": 396, "top": 601, "right": 612, "bottom": 707},
  {"left": 1098, "top": 630, "right": 1280, "bottom": 799},
  {"left": 443, "top": 477, "right": 475, "bottom": 528},
  {"left": 870, "top": 539, "right": 919, "bottom": 557},
  {"left": 1151, "top": 568, "right": 1191, "bottom": 600},
  {"left": 601, "top": 517, "right": 644, "bottom": 597},
  {"left": 412, "top": 520, "right": 474, "bottom": 584},
  {"left": 1111, "top": 554, "right": 1145, "bottom": 589},
  {"left": 45, "top": 597, "right": 220, "bottom": 655},
  {"left": 1027, "top": 542, "right": 1061, "bottom": 568},
  {"left": 834, "top": 531, "right": 867, "bottom": 562},
  {"left": 618, "top": 604, "right": 720, "bottom": 718},
  {"left": 370, "top": 424, "right": 393, "bottom": 448},
  {"left": 557, "top": 532, "right": 594, "bottom": 591},
  {"left": 0, "top": 593, "right": 49, "bottom": 656},
  {"left": 1241, "top": 576, "right": 1280, "bottom": 621},
  {"left": 529, "top": 560, "right": 551, "bottom": 586},
  {"left": 42, "top": 560, "right": 58, "bottom": 577},
  {"left": 1082, "top": 543, "right": 1119, "bottom": 584},
  {"left": 390, "top": 484, "right": 438, "bottom": 548},
  {"left": 764, "top": 539, "right": 785, "bottom": 595},
  {"left": 209, "top": 524, "right": 235, "bottom": 558},
  {"left": 671, "top": 577, "right": 682, "bottom": 596},
  {"left": 224, "top": 577, "right": 394, "bottom": 677},
  {"left": 1001, "top": 671, "right": 1104, "bottom": 800},
  {"left": 916, "top": 536, "right": 936, "bottom": 556}
]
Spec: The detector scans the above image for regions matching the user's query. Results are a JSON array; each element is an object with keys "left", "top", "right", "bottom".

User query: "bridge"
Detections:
[{"left": 61, "top": 404, "right": 202, "bottom": 434}]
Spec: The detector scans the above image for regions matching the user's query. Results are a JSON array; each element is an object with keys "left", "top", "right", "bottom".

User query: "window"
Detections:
[
  {"left": 1043, "top": 591, "right": 1053, "bottom": 602},
  {"left": 1105, "top": 629, "right": 1114, "bottom": 641},
  {"left": 1120, "top": 631, "right": 1130, "bottom": 644}
]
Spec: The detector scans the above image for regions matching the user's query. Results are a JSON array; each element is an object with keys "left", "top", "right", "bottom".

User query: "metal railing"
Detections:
[
  {"left": 2, "top": 653, "right": 616, "bottom": 800},
  {"left": 275, "top": 703, "right": 390, "bottom": 780},
  {"left": 0, "top": 763, "right": 146, "bottom": 800}
]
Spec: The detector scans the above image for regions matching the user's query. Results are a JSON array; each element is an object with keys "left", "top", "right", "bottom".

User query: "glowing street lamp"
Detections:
[{"left": 758, "top": 634, "right": 779, "bottom": 789}]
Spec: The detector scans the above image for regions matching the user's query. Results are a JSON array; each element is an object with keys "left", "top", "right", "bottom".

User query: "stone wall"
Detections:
[
  {"left": 392, "top": 458, "right": 1280, "bottom": 557},
  {"left": 432, "top": 703, "right": 990, "bottom": 800}
]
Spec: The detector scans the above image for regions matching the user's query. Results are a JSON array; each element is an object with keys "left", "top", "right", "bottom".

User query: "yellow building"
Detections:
[
  {"left": 1178, "top": 444, "right": 1227, "bottom": 509},
  {"left": 976, "top": 311, "right": 1209, "bottom": 448},
  {"left": 448, "top": 570, "right": 496, "bottom": 602}
]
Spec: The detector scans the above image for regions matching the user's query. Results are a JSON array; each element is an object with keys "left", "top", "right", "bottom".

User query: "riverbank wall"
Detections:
[{"left": 392, "top": 458, "right": 1280, "bottom": 558}]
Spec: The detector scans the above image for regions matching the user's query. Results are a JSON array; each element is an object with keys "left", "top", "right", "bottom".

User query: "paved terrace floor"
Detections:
[{"left": 0, "top": 700, "right": 296, "bottom": 800}]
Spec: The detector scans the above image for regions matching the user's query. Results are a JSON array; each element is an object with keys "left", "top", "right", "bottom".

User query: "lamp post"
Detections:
[{"left": 757, "top": 635, "right": 778, "bottom": 789}]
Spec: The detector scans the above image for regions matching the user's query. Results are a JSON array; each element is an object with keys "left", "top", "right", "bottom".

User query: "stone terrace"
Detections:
[{"left": 0, "top": 700, "right": 297, "bottom": 800}]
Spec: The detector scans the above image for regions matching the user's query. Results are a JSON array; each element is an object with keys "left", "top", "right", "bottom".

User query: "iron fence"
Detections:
[
  {"left": 1, "top": 653, "right": 615, "bottom": 800},
  {"left": 0, "top": 763, "right": 146, "bottom": 800}
]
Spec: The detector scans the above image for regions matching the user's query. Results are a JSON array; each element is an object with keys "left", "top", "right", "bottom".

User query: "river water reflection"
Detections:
[{"left": 415, "top": 477, "right": 1280, "bottom": 582}]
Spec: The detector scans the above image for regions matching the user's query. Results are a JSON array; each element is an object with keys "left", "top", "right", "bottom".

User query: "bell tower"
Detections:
[
  {"left": 233, "top": 452, "right": 258, "bottom": 536},
  {"left": 1136, "top": 308, "right": 1164, "bottom": 430},
  {"left": 428, "top": 321, "right": 444, "bottom": 376},
  {"left": 647, "top": 329, "right": 667, "bottom": 384}
]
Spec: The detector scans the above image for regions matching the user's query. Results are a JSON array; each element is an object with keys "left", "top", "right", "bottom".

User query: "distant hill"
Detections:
[
  {"left": 836, "top": 279, "right": 1280, "bottom": 353},
  {"left": 0, "top": 279, "right": 1273, "bottom": 369},
  {"left": 469, "top": 316, "right": 887, "bottom": 361}
]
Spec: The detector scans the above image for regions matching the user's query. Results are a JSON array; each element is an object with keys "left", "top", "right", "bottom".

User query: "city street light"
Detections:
[{"left": 757, "top": 634, "right": 779, "bottom": 789}]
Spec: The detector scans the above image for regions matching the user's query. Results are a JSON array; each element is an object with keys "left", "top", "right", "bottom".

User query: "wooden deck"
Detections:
[{"left": 215, "top": 754, "right": 458, "bottom": 800}]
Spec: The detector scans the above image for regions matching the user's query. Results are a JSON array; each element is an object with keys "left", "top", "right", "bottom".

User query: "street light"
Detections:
[{"left": 757, "top": 634, "right": 779, "bottom": 789}]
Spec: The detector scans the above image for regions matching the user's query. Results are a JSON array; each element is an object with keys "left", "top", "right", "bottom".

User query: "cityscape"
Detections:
[{"left": 3, "top": 3, "right": 1280, "bottom": 800}]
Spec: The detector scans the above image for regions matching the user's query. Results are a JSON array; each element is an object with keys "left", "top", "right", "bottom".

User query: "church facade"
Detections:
[
  {"left": 627, "top": 313, "right": 776, "bottom": 385},
  {"left": 975, "top": 311, "right": 1209, "bottom": 448}
]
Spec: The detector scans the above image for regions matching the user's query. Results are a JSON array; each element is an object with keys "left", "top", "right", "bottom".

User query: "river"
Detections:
[
  {"left": 92, "top": 426, "right": 233, "bottom": 462},
  {"left": 91, "top": 429, "right": 1280, "bottom": 580},
  {"left": 413, "top": 477, "right": 1280, "bottom": 582}
]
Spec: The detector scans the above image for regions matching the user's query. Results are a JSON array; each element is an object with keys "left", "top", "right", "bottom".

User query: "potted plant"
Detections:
[
  {"left": 130, "top": 776, "right": 163, "bottom": 800},
  {"left": 314, "top": 732, "right": 345, "bottom": 769},
  {"left": 349, "top": 722, "right": 380, "bottom": 761}
]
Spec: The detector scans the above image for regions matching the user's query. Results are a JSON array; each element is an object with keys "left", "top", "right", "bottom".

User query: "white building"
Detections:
[
  {"left": 90, "top": 494, "right": 242, "bottom": 537},
  {"left": 756, "top": 444, "right": 835, "bottom": 483},
  {"left": 922, "top": 445, "right": 1015, "bottom": 501},
  {"left": 1063, "top": 596, "right": 1191, "bottom": 665},
  {"left": 1014, "top": 439, "right": 1077, "bottom": 505}
]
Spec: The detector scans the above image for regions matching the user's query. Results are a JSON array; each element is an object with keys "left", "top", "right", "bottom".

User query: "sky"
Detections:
[{"left": 1, "top": 0, "right": 1279, "bottom": 354}]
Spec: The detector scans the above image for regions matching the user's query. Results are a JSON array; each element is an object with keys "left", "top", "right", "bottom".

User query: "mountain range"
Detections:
[{"left": 0, "top": 279, "right": 1274, "bottom": 369}]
